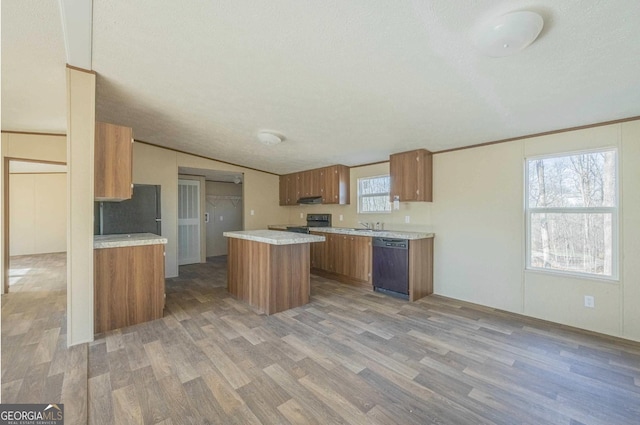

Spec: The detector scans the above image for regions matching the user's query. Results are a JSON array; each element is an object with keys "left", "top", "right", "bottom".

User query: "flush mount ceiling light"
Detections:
[
  {"left": 257, "top": 131, "right": 283, "bottom": 146},
  {"left": 474, "top": 11, "right": 544, "bottom": 57}
]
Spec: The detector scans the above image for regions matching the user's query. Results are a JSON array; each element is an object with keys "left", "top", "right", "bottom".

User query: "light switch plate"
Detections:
[
  {"left": 250, "top": 210, "right": 255, "bottom": 216},
  {"left": 339, "top": 214, "right": 343, "bottom": 221},
  {"left": 405, "top": 215, "right": 410, "bottom": 223}
]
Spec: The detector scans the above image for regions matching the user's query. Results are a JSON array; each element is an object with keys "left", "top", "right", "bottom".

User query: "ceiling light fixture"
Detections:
[
  {"left": 474, "top": 11, "right": 544, "bottom": 57},
  {"left": 257, "top": 131, "right": 283, "bottom": 146}
]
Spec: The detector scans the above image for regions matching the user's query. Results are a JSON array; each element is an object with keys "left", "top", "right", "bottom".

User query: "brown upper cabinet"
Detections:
[
  {"left": 95, "top": 122, "right": 134, "bottom": 201},
  {"left": 279, "top": 173, "right": 299, "bottom": 206},
  {"left": 279, "top": 165, "right": 349, "bottom": 205},
  {"left": 321, "top": 165, "right": 349, "bottom": 204},
  {"left": 389, "top": 148, "right": 433, "bottom": 202}
]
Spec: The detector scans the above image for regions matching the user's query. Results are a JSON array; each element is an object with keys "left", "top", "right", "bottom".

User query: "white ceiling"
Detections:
[
  {"left": 1, "top": 0, "right": 67, "bottom": 133},
  {"left": 3, "top": 1, "right": 640, "bottom": 174}
]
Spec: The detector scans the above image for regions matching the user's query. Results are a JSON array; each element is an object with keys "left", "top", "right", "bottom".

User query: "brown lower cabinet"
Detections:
[
  {"left": 227, "top": 237, "right": 310, "bottom": 314},
  {"left": 94, "top": 243, "right": 165, "bottom": 334},
  {"left": 311, "top": 231, "right": 433, "bottom": 301},
  {"left": 310, "top": 232, "right": 372, "bottom": 287}
]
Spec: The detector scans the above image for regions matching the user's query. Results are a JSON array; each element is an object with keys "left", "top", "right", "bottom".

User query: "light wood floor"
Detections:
[
  {"left": 84, "top": 256, "right": 640, "bottom": 425},
  {"left": 1, "top": 252, "right": 87, "bottom": 425},
  {"left": 3, "top": 254, "right": 639, "bottom": 424}
]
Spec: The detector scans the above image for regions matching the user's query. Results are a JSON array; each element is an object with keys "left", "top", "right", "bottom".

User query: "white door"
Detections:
[{"left": 178, "top": 179, "right": 200, "bottom": 265}]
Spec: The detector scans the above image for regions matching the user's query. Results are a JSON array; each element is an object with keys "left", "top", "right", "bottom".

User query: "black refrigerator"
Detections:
[{"left": 96, "top": 184, "right": 161, "bottom": 235}]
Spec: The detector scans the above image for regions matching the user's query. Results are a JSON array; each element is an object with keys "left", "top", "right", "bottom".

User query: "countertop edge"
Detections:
[
  {"left": 308, "top": 227, "right": 434, "bottom": 240},
  {"left": 94, "top": 233, "right": 168, "bottom": 249},
  {"left": 224, "top": 230, "right": 325, "bottom": 245}
]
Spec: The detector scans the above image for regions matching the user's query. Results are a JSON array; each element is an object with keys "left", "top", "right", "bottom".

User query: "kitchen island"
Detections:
[{"left": 224, "top": 230, "right": 325, "bottom": 314}]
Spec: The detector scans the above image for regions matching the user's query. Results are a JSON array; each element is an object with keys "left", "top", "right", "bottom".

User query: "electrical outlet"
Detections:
[
  {"left": 405, "top": 215, "right": 410, "bottom": 224},
  {"left": 300, "top": 213, "right": 303, "bottom": 219},
  {"left": 250, "top": 210, "right": 255, "bottom": 216},
  {"left": 584, "top": 295, "right": 595, "bottom": 308},
  {"left": 339, "top": 214, "right": 343, "bottom": 221},
  {"left": 219, "top": 215, "right": 223, "bottom": 221}
]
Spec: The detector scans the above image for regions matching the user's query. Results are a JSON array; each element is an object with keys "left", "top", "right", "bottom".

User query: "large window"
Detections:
[
  {"left": 358, "top": 175, "right": 391, "bottom": 213},
  {"left": 526, "top": 149, "right": 617, "bottom": 279}
]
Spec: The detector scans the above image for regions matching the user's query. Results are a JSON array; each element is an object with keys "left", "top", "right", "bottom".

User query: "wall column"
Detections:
[{"left": 66, "top": 66, "right": 95, "bottom": 346}]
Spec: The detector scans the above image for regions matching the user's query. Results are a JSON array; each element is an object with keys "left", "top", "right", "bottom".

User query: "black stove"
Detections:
[
  {"left": 287, "top": 214, "right": 331, "bottom": 234},
  {"left": 286, "top": 226, "right": 310, "bottom": 234}
]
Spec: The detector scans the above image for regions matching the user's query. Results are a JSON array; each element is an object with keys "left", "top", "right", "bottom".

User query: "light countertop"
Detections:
[
  {"left": 308, "top": 227, "right": 434, "bottom": 240},
  {"left": 224, "top": 230, "right": 325, "bottom": 245},
  {"left": 94, "top": 233, "right": 168, "bottom": 249}
]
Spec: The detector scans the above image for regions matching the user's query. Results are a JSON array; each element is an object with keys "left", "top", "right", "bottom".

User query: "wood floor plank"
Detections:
[
  {"left": 299, "top": 373, "right": 374, "bottom": 425},
  {"left": 16, "top": 362, "right": 48, "bottom": 403},
  {"left": 278, "top": 398, "right": 322, "bottom": 425},
  {"left": 88, "top": 341, "right": 109, "bottom": 379},
  {"left": 129, "top": 366, "right": 171, "bottom": 424},
  {"left": 105, "top": 329, "right": 124, "bottom": 353},
  {"left": 106, "top": 348, "right": 132, "bottom": 391},
  {"left": 157, "top": 374, "right": 200, "bottom": 424},
  {"left": 122, "top": 332, "right": 151, "bottom": 372},
  {"left": 182, "top": 377, "right": 225, "bottom": 422},
  {"left": 330, "top": 331, "right": 419, "bottom": 379},
  {"left": 263, "top": 362, "right": 347, "bottom": 424},
  {"left": 112, "top": 384, "right": 143, "bottom": 425},
  {"left": 8, "top": 254, "right": 639, "bottom": 425},
  {"left": 61, "top": 356, "right": 88, "bottom": 425},
  {"left": 201, "top": 368, "right": 245, "bottom": 415},
  {"left": 236, "top": 374, "right": 292, "bottom": 425},
  {"left": 88, "top": 373, "right": 114, "bottom": 425},
  {"left": 196, "top": 338, "right": 252, "bottom": 389},
  {"left": 144, "top": 340, "right": 175, "bottom": 382},
  {"left": 0, "top": 379, "right": 23, "bottom": 403}
]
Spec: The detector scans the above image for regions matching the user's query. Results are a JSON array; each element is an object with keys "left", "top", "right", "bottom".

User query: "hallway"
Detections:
[{"left": 1, "top": 253, "right": 87, "bottom": 424}]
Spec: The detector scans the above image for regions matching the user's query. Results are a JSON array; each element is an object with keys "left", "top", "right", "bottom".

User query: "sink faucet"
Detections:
[{"left": 358, "top": 222, "right": 372, "bottom": 229}]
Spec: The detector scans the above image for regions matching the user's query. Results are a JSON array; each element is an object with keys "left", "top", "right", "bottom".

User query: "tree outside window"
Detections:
[
  {"left": 526, "top": 149, "right": 617, "bottom": 278},
  {"left": 358, "top": 176, "right": 391, "bottom": 213}
]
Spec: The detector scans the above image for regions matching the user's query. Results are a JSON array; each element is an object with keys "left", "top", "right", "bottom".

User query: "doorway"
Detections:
[
  {"left": 2, "top": 157, "right": 69, "bottom": 403},
  {"left": 205, "top": 179, "right": 243, "bottom": 257},
  {"left": 177, "top": 167, "right": 244, "bottom": 263},
  {"left": 4, "top": 158, "right": 67, "bottom": 293},
  {"left": 178, "top": 178, "right": 202, "bottom": 265}
]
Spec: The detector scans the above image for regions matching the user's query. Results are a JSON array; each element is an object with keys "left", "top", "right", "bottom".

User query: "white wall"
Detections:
[
  {"left": 205, "top": 181, "right": 243, "bottom": 257},
  {"left": 1, "top": 132, "right": 67, "bottom": 292},
  {"left": 432, "top": 141, "right": 525, "bottom": 313},
  {"left": 66, "top": 67, "right": 96, "bottom": 345},
  {"left": 10, "top": 173, "right": 67, "bottom": 255},
  {"left": 432, "top": 121, "right": 640, "bottom": 342},
  {"left": 133, "top": 142, "right": 286, "bottom": 277},
  {"left": 282, "top": 120, "right": 640, "bottom": 342}
]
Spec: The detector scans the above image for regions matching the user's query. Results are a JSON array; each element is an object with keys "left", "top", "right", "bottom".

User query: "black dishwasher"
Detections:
[{"left": 372, "top": 238, "right": 409, "bottom": 298}]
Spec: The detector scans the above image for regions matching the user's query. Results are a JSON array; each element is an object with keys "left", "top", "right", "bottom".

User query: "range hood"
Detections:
[{"left": 297, "top": 196, "right": 323, "bottom": 205}]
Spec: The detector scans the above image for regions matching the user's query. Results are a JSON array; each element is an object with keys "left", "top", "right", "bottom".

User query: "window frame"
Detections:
[
  {"left": 357, "top": 175, "right": 392, "bottom": 214},
  {"left": 524, "top": 147, "right": 619, "bottom": 281}
]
